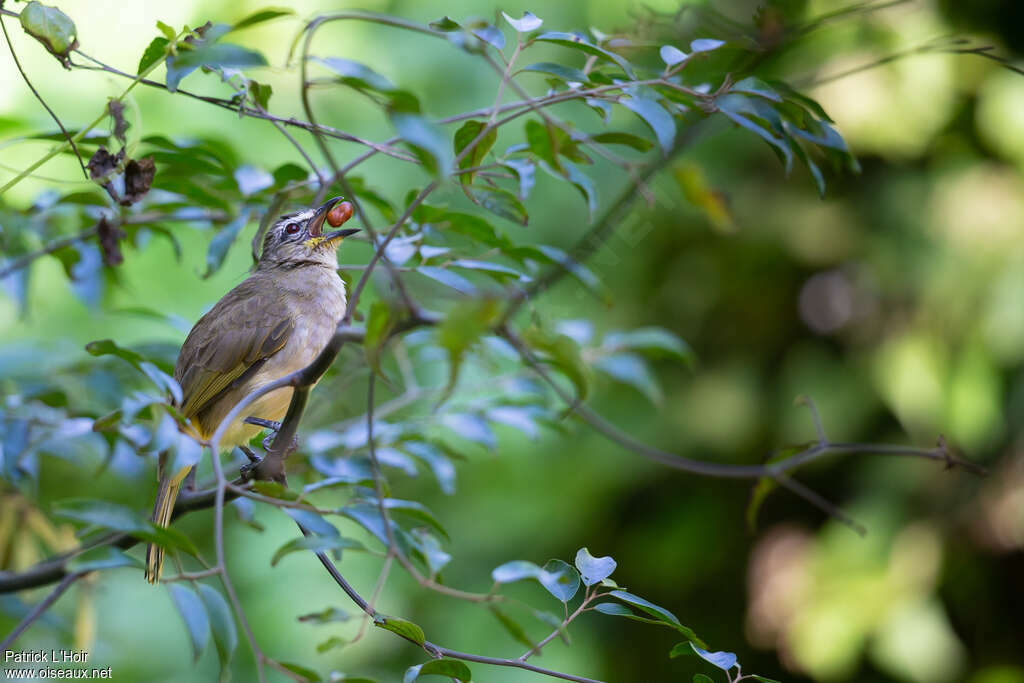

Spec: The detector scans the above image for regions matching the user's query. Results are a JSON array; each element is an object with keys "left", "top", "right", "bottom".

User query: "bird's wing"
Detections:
[{"left": 174, "top": 278, "right": 293, "bottom": 421}]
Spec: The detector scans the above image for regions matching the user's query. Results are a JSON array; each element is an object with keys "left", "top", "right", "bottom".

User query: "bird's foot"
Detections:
[
  {"left": 239, "top": 417, "right": 296, "bottom": 485},
  {"left": 243, "top": 416, "right": 299, "bottom": 455}
]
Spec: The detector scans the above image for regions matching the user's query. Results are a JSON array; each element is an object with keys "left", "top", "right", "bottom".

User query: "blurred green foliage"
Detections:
[{"left": 0, "top": 1, "right": 1022, "bottom": 682}]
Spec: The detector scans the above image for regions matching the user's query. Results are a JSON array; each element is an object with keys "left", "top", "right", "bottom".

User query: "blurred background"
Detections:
[{"left": 1, "top": 0, "right": 1023, "bottom": 681}]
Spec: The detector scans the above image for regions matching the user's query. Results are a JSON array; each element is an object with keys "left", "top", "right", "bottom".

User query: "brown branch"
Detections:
[
  {"left": 0, "top": 480, "right": 245, "bottom": 593},
  {"left": 0, "top": 571, "right": 84, "bottom": 651}
]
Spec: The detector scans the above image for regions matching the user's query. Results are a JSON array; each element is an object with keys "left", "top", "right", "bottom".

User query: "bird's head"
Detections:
[{"left": 258, "top": 197, "right": 359, "bottom": 269}]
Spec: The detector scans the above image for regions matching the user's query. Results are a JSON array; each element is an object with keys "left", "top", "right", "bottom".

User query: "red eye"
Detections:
[{"left": 285, "top": 223, "right": 300, "bottom": 235}]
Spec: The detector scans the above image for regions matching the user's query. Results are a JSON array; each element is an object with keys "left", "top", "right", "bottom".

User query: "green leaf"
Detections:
[
  {"left": 525, "top": 119, "right": 560, "bottom": 172},
  {"left": 716, "top": 94, "right": 792, "bottom": 172},
  {"left": 411, "top": 528, "right": 452, "bottom": 576},
  {"left": 454, "top": 120, "right": 496, "bottom": 184},
  {"left": 250, "top": 480, "right": 300, "bottom": 501},
  {"left": 404, "top": 659, "right": 472, "bottom": 682},
  {"left": 690, "top": 38, "right": 725, "bottom": 53},
  {"left": 490, "top": 606, "right": 537, "bottom": 650},
  {"left": 609, "top": 590, "right": 681, "bottom": 626},
  {"left": 374, "top": 614, "right": 425, "bottom": 646},
  {"left": 284, "top": 508, "right": 339, "bottom": 537},
  {"left": 67, "top": 546, "right": 143, "bottom": 573},
  {"left": 603, "top": 327, "right": 694, "bottom": 364},
  {"left": 156, "top": 20, "right": 177, "bottom": 41},
  {"left": 19, "top": 2, "right": 77, "bottom": 66},
  {"left": 731, "top": 76, "right": 782, "bottom": 102},
  {"left": 539, "top": 559, "right": 580, "bottom": 602},
  {"left": 197, "top": 584, "right": 238, "bottom": 681},
  {"left": 449, "top": 259, "right": 525, "bottom": 282},
  {"left": 693, "top": 676, "right": 715, "bottom": 683},
  {"left": 418, "top": 266, "right": 477, "bottom": 295},
  {"left": 746, "top": 477, "right": 777, "bottom": 532},
  {"left": 590, "top": 131, "right": 653, "bottom": 152},
  {"left": 594, "top": 602, "right": 634, "bottom": 616},
  {"left": 375, "top": 498, "right": 449, "bottom": 540},
  {"left": 204, "top": 212, "right": 248, "bottom": 278},
  {"left": 472, "top": 25, "right": 505, "bottom": 51},
  {"left": 465, "top": 186, "right": 528, "bottom": 225},
  {"left": 751, "top": 676, "right": 783, "bottom": 682},
  {"left": 594, "top": 353, "right": 662, "bottom": 404},
  {"left": 249, "top": 81, "right": 273, "bottom": 110},
  {"left": 232, "top": 7, "right": 294, "bottom": 31},
  {"left": 522, "top": 326, "right": 592, "bottom": 401},
  {"left": 278, "top": 662, "right": 322, "bottom": 682},
  {"left": 660, "top": 45, "right": 687, "bottom": 66},
  {"left": 534, "top": 32, "right": 634, "bottom": 78},
  {"left": 442, "top": 413, "right": 496, "bottom": 449},
  {"left": 297, "top": 607, "right": 350, "bottom": 624},
  {"left": 429, "top": 16, "right": 461, "bottom": 31},
  {"left": 171, "top": 42, "right": 268, "bottom": 70},
  {"left": 620, "top": 97, "right": 675, "bottom": 154},
  {"left": 138, "top": 37, "right": 169, "bottom": 74},
  {"left": 138, "top": 523, "right": 201, "bottom": 559},
  {"left": 521, "top": 62, "right": 587, "bottom": 83},
  {"left": 492, "top": 560, "right": 543, "bottom": 583},
  {"left": 502, "top": 11, "right": 543, "bottom": 32},
  {"left": 402, "top": 442, "right": 457, "bottom": 495},
  {"left": 669, "top": 642, "right": 692, "bottom": 658},
  {"left": 390, "top": 111, "right": 453, "bottom": 177},
  {"left": 563, "top": 161, "right": 597, "bottom": 218},
  {"left": 168, "top": 583, "right": 211, "bottom": 662},
  {"left": 574, "top": 547, "right": 616, "bottom": 586},
  {"left": 315, "top": 636, "right": 346, "bottom": 653},
  {"left": 313, "top": 57, "right": 395, "bottom": 93},
  {"left": 690, "top": 643, "right": 738, "bottom": 671},
  {"left": 271, "top": 535, "right": 366, "bottom": 566},
  {"left": 598, "top": 603, "right": 705, "bottom": 647}
]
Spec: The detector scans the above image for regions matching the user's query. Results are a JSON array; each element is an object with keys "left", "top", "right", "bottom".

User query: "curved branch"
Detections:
[{"left": 299, "top": 516, "right": 606, "bottom": 683}]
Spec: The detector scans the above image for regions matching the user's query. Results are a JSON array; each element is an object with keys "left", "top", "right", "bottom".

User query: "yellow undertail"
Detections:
[{"left": 144, "top": 463, "right": 192, "bottom": 584}]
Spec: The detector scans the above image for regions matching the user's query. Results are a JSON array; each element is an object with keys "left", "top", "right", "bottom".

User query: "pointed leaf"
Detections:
[
  {"left": 521, "top": 62, "right": 587, "bottom": 83},
  {"left": 620, "top": 97, "right": 675, "bottom": 154},
  {"left": 374, "top": 614, "right": 425, "bottom": 646},
  {"left": 465, "top": 186, "right": 528, "bottom": 225},
  {"left": 690, "top": 643, "right": 738, "bottom": 671},
  {"left": 168, "top": 583, "right": 211, "bottom": 662},
  {"left": 690, "top": 38, "right": 725, "bottom": 53},
  {"left": 454, "top": 120, "right": 496, "bottom": 184},
  {"left": 390, "top": 112, "right": 452, "bottom": 177},
  {"left": 534, "top": 32, "right": 634, "bottom": 78},
  {"left": 492, "top": 560, "right": 543, "bottom": 584},
  {"left": 232, "top": 7, "right": 294, "bottom": 31},
  {"left": 197, "top": 584, "right": 238, "bottom": 678},
  {"left": 660, "top": 45, "right": 687, "bottom": 66},
  {"left": 271, "top": 535, "right": 367, "bottom": 566}
]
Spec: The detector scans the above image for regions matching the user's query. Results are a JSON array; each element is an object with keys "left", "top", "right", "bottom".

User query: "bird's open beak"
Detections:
[
  {"left": 308, "top": 197, "right": 341, "bottom": 238},
  {"left": 306, "top": 197, "right": 360, "bottom": 246}
]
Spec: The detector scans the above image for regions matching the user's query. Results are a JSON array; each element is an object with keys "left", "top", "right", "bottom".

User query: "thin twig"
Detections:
[
  {"left": 0, "top": 12, "right": 87, "bottom": 179},
  {"left": 0, "top": 571, "right": 83, "bottom": 651},
  {"left": 304, "top": 529, "right": 606, "bottom": 683}
]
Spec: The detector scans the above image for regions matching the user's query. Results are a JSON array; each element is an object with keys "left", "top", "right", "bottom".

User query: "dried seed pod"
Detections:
[{"left": 327, "top": 201, "right": 354, "bottom": 227}]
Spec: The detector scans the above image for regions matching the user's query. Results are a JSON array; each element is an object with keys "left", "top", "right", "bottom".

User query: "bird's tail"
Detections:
[{"left": 145, "top": 458, "right": 192, "bottom": 584}]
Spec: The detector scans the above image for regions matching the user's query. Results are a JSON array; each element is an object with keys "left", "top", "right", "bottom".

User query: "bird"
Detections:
[{"left": 145, "top": 197, "right": 359, "bottom": 583}]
